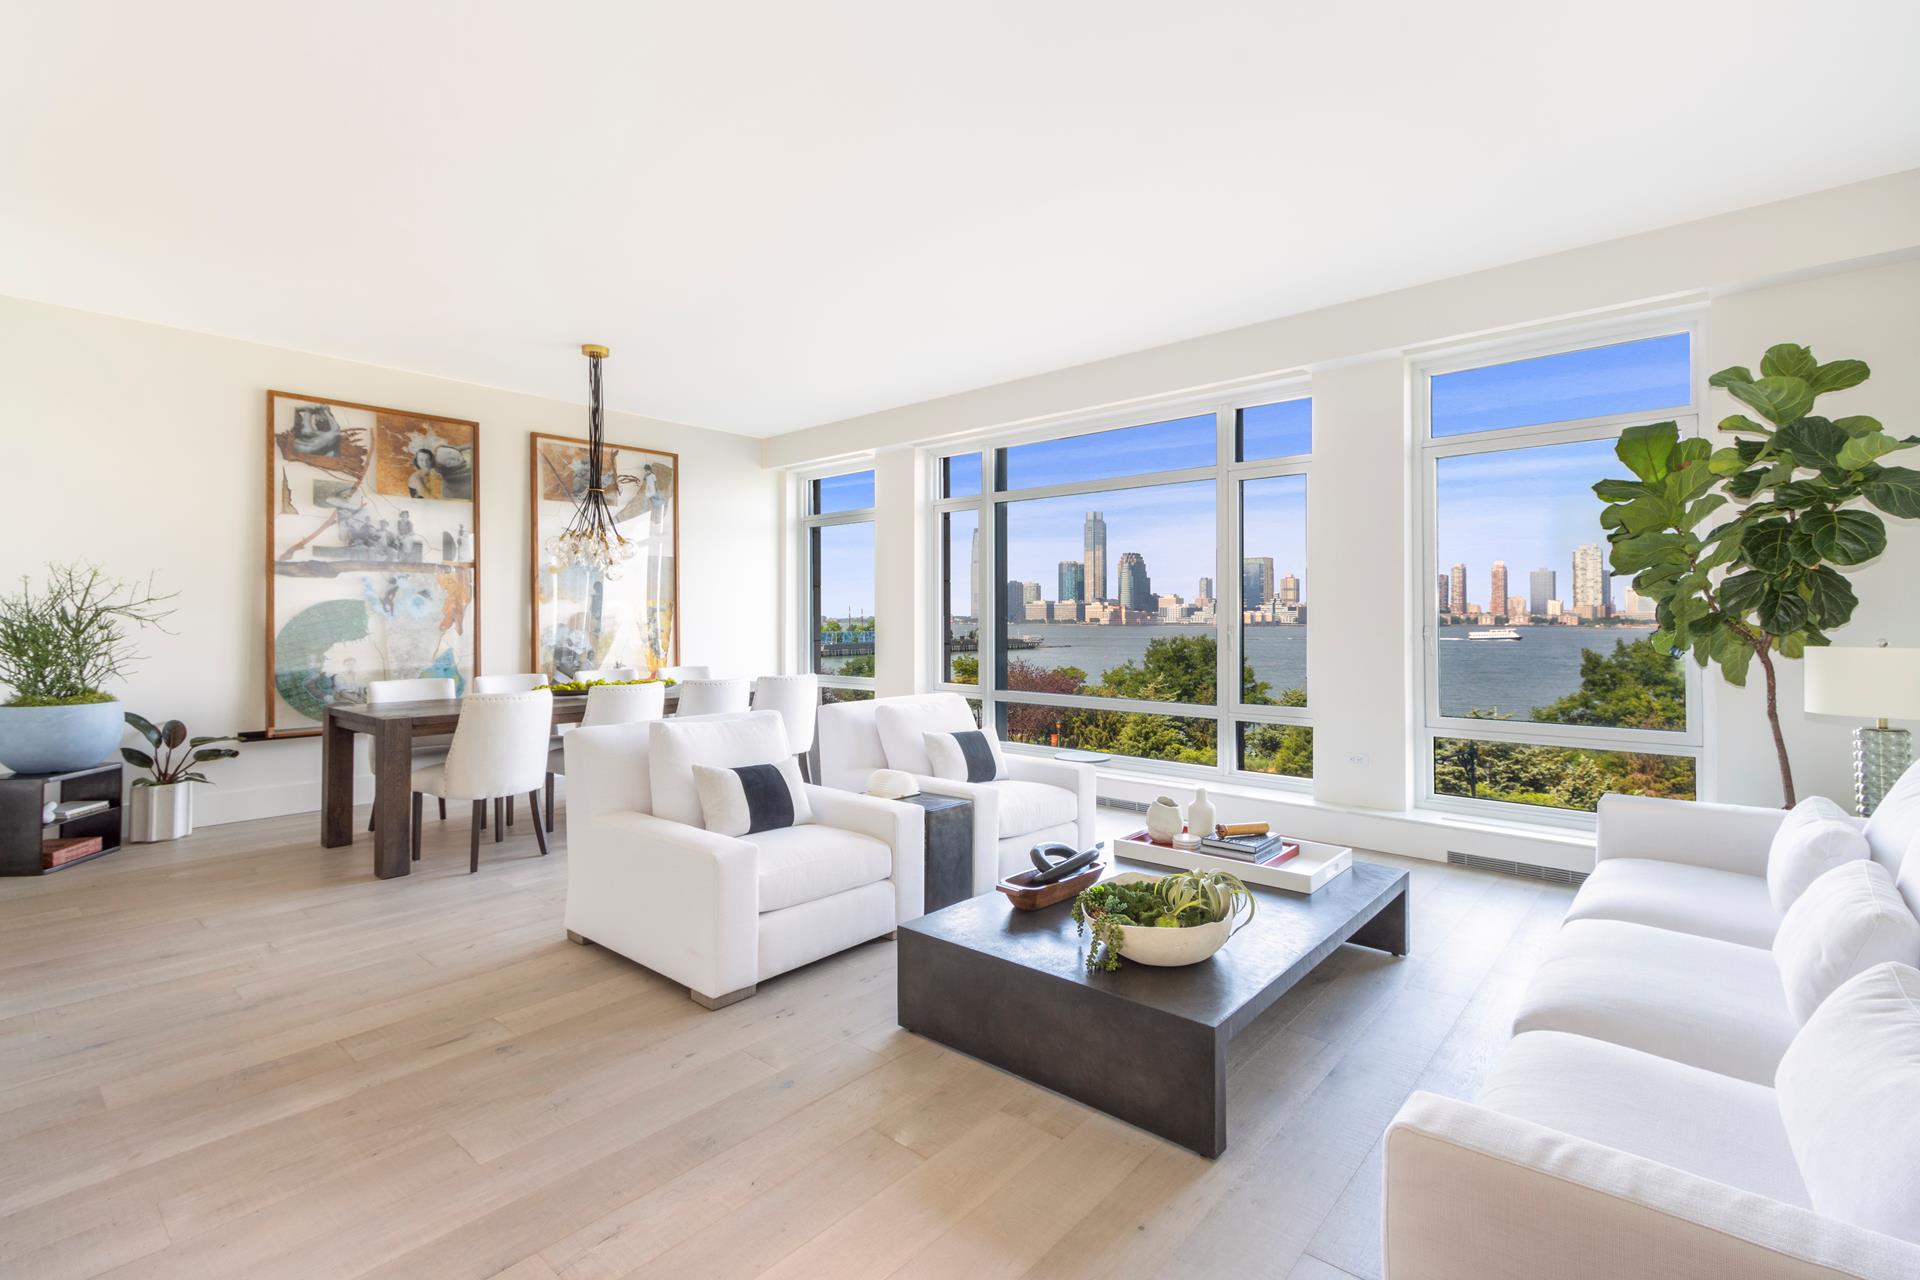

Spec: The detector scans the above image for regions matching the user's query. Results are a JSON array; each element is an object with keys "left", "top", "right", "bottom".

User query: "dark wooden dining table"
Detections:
[{"left": 320, "top": 690, "right": 677, "bottom": 878}]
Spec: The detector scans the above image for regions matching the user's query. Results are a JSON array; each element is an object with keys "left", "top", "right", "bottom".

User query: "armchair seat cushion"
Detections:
[
  {"left": 1481, "top": 1030, "right": 1809, "bottom": 1207},
  {"left": 1513, "top": 919, "right": 1797, "bottom": 1084},
  {"left": 989, "top": 779, "right": 1079, "bottom": 838},
  {"left": 752, "top": 825, "right": 892, "bottom": 914},
  {"left": 1565, "top": 857, "right": 1779, "bottom": 948}
]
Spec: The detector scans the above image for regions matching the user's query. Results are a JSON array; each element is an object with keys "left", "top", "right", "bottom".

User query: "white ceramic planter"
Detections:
[
  {"left": 1100, "top": 872, "right": 1250, "bottom": 967},
  {"left": 130, "top": 782, "right": 193, "bottom": 843},
  {"left": 0, "top": 699, "right": 123, "bottom": 774}
]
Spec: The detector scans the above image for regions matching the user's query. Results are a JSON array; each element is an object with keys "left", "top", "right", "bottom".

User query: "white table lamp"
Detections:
[{"left": 1804, "top": 645, "right": 1920, "bottom": 815}]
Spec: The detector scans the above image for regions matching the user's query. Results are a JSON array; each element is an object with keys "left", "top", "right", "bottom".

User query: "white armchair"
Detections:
[
  {"left": 816, "top": 692, "right": 1095, "bottom": 896},
  {"left": 562, "top": 710, "right": 923, "bottom": 1009}
]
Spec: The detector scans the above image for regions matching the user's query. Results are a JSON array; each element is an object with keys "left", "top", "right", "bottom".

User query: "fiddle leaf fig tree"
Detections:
[{"left": 1594, "top": 345, "right": 1917, "bottom": 807}]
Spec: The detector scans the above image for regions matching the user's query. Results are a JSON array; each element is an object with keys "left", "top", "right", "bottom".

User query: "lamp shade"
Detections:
[{"left": 1804, "top": 646, "right": 1920, "bottom": 720}]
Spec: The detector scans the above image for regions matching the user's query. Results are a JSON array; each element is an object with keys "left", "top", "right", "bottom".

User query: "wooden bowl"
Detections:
[{"left": 996, "top": 860, "right": 1105, "bottom": 911}]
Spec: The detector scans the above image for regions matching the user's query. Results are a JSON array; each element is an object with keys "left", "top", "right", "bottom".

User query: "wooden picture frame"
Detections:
[
  {"left": 264, "top": 391, "right": 482, "bottom": 738},
  {"left": 528, "top": 431, "right": 679, "bottom": 678}
]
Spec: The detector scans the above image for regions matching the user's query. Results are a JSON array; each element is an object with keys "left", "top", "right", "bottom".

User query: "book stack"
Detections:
[
  {"left": 49, "top": 799, "right": 111, "bottom": 824},
  {"left": 42, "top": 836, "right": 104, "bottom": 869},
  {"left": 1199, "top": 829, "right": 1299, "bottom": 866}
]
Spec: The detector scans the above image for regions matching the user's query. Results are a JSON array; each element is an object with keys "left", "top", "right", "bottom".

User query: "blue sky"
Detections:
[{"left": 818, "top": 335, "right": 1687, "bottom": 620}]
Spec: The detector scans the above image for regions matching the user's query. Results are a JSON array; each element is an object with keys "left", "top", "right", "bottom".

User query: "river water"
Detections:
[{"left": 994, "top": 621, "right": 1657, "bottom": 721}]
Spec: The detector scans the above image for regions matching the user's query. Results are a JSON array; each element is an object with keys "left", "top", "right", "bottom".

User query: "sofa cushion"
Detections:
[
  {"left": 750, "top": 824, "right": 892, "bottom": 914},
  {"left": 1513, "top": 919, "right": 1797, "bottom": 1084},
  {"left": 1775, "top": 962, "right": 1920, "bottom": 1244},
  {"left": 1481, "top": 1030, "right": 1809, "bottom": 1207},
  {"left": 1768, "top": 797, "right": 1870, "bottom": 916},
  {"left": 1773, "top": 859, "right": 1920, "bottom": 1024},
  {"left": 649, "top": 712, "right": 789, "bottom": 827},
  {"left": 989, "top": 779, "right": 1078, "bottom": 838},
  {"left": 693, "top": 758, "right": 813, "bottom": 837},
  {"left": 1567, "top": 857, "right": 1779, "bottom": 948},
  {"left": 874, "top": 694, "right": 977, "bottom": 776},
  {"left": 1863, "top": 760, "right": 1920, "bottom": 873},
  {"left": 924, "top": 727, "right": 1006, "bottom": 783}
]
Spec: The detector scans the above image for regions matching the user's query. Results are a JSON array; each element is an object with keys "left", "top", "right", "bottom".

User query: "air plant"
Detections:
[{"left": 1071, "top": 868, "right": 1256, "bottom": 972}]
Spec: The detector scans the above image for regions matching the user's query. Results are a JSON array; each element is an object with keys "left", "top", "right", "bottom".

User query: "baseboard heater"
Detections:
[
  {"left": 1098, "top": 797, "right": 1149, "bottom": 813},
  {"left": 1448, "top": 851, "right": 1588, "bottom": 887}
]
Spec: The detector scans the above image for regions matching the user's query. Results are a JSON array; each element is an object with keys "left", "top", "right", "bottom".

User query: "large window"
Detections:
[
  {"left": 932, "top": 390, "right": 1313, "bottom": 783},
  {"left": 1419, "top": 327, "right": 1700, "bottom": 819},
  {"left": 803, "top": 468, "right": 876, "bottom": 697}
]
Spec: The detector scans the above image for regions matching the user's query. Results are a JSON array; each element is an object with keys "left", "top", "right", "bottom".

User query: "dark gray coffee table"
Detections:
[{"left": 896, "top": 858, "right": 1409, "bottom": 1157}]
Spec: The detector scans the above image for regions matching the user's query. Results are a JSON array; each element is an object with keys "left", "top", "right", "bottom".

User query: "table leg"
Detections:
[
  {"left": 1350, "top": 884, "right": 1410, "bottom": 956},
  {"left": 321, "top": 712, "right": 356, "bottom": 848},
  {"left": 372, "top": 719, "right": 415, "bottom": 879}
]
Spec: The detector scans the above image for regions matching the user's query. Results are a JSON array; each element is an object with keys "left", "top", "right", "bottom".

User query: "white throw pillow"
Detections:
[
  {"left": 923, "top": 728, "right": 1006, "bottom": 783},
  {"left": 1767, "top": 797, "right": 1869, "bottom": 915},
  {"left": 1773, "top": 859, "right": 1920, "bottom": 1024},
  {"left": 1863, "top": 761, "right": 1920, "bottom": 873},
  {"left": 873, "top": 695, "right": 978, "bottom": 775},
  {"left": 1775, "top": 962, "right": 1920, "bottom": 1244},
  {"left": 692, "top": 758, "right": 813, "bottom": 836},
  {"left": 648, "top": 711, "right": 791, "bottom": 827}
]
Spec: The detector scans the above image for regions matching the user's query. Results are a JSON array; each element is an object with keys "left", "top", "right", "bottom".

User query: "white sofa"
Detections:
[
  {"left": 1383, "top": 783, "right": 1920, "bottom": 1279},
  {"left": 816, "top": 692, "right": 1096, "bottom": 895},
  {"left": 562, "top": 711, "right": 924, "bottom": 1009}
]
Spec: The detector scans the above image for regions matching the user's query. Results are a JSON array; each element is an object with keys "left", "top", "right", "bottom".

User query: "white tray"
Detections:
[{"left": 1113, "top": 834, "right": 1353, "bottom": 894}]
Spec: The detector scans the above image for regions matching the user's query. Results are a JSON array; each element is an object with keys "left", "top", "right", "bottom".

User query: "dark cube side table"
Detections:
[
  {"left": 893, "top": 792, "right": 974, "bottom": 913},
  {"left": 0, "top": 763, "right": 125, "bottom": 876}
]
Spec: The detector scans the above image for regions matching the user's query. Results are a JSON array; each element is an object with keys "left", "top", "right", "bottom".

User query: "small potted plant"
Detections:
[
  {"left": 0, "top": 565, "right": 172, "bottom": 774},
  {"left": 1071, "top": 868, "right": 1256, "bottom": 971},
  {"left": 122, "top": 715, "right": 240, "bottom": 842}
]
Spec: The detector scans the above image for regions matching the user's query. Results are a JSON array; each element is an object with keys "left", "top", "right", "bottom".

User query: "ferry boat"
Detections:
[{"left": 1466, "top": 626, "right": 1522, "bottom": 641}]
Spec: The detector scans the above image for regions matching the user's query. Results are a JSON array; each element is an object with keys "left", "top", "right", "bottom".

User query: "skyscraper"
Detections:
[
  {"left": 1528, "top": 567, "right": 1555, "bottom": 619},
  {"left": 1197, "top": 576, "right": 1214, "bottom": 602},
  {"left": 1083, "top": 511, "right": 1108, "bottom": 602},
  {"left": 1490, "top": 561, "right": 1508, "bottom": 620},
  {"left": 1117, "top": 552, "right": 1152, "bottom": 613},
  {"left": 1057, "top": 560, "right": 1085, "bottom": 604},
  {"left": 1572, "top": 544, "right": 1610, "bottom": 617},
  {"left": 1241, "top": 556, "right": 1275, "bottom": 609},
  {"left": 1278, "top": 573, "right": 1300, "bottom": 606},
  {"left": 968, "top": 527, "right": 979, "bottom": 618},
  {"left": 1437, "top": 574, "right": 1449, "bottom": 615},
  {"left": 1449, "top": 563, "right": 1467, "bottom": 617}
]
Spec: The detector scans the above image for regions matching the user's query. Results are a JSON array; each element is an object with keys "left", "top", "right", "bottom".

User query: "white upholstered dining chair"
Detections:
[
  {"left": 750, "top": 674, "right": 820, "bottom": 779},
  {"left": 365, "top": 676, "right": 456, "bottom": 831},
  {"left": 542, "top": 680, "right": 667, "bottom": 830},
  {"left": 674, "top": 677, "right": 751, "bottom": 718},
  {"left": 409, "top": 689, "right": 555, "bottom": 872}
]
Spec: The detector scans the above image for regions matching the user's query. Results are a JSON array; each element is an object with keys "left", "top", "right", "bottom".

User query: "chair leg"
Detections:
[
  {"left": 438, "top": 796, "right": 446, "bottom": 821},
  {"left": 479, "top": 802, "right": 486, "bottom": 831},
  {"left": 470, "top": 800, "right": 484, "bottom": 872},
  {"left": 507, "top": 795, "right": 514, "bottom": 827},
  {"left": 493, "top": 796, "right": 504, "bottom": 843},
  {"left": 528, "top": 791, "right": 550, "bottom": 856},
  {"left": 545, "top": 772, "right": 556, "bottom": 832},
  {"left": 367, "top": 807, "right": 375, "bottom": 833},
  {"left": 411, "top": 792, "right": 423, "bottom": 862}
]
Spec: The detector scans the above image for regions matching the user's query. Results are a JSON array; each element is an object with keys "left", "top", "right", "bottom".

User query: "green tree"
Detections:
[
  {"left": 1594, "top": 345, "right": 1917, "bottom": 805},
  {"left": 1531, "top": 638, "right": 1684, "bottom": 731}
]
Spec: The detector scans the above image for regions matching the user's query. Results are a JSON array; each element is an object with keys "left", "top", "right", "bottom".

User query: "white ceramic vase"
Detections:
[
  {"left": 130, "top": 782, "right": 193, "bottom": 843},
  {"left": 1187, "top": 787, "right": 1216, "bottom": 839},
  {"left": 1145, "top": 795, "right": 1183, "bottom": 844}
]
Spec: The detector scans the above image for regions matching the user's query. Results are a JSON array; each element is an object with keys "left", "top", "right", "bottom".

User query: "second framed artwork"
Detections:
[{"left": 528, "top": 432, "right": 679, "bottom": 678}]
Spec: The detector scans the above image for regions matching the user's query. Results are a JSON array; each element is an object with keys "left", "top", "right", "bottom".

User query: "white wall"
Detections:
[
  {"left": 766, "top": 171, "right": 1920, "bottom": 868},
  {"left": 0, "top": 296, "right": 778, "bottom": 825}
]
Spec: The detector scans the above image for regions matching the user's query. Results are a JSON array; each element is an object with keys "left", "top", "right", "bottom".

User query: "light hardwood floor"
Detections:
[{"left": 0, "top": 799, "right": 1572, "bottom": 1280}]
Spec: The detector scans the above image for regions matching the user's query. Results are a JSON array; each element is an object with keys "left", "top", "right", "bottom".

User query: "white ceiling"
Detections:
[{"left": 3, "top": 3, "right": 1917, "bottom": 437}]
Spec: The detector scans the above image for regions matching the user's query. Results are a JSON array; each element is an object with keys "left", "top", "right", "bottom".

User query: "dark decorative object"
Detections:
[{"left": 546, "top": 345, "right": 637, "bottom": 577}]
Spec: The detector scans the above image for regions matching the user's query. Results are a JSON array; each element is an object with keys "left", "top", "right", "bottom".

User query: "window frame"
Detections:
[
  {"left": 927, "top": 378, "right": 1314, "bottom": 789},
  {"left": 1412, "top": 314, "right": 1707, "bottom": 827},
  {"left": 797, "top": 463, "right": 878, "bottom": 698}
]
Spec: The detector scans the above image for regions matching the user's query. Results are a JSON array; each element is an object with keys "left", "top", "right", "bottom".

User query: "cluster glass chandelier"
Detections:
[{"left": 544, "top": 343, "right": 638, "bottom": 579}]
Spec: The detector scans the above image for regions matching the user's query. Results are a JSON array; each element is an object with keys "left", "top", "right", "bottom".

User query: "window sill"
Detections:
[{"left": 1086, "top": 761, "right": 1596, "bottom": 874}]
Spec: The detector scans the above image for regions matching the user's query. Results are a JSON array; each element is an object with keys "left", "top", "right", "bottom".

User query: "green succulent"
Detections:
[{"left": 1071, "top": 869, "right": 1255, "bottom": 972}]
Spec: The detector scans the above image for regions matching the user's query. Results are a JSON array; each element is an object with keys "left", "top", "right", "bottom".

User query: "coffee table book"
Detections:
[{"left": 1115, "top": 831, "right": 1353, "bottom": 893}]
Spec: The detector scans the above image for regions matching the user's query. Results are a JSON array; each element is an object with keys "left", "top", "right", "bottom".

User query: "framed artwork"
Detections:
[
  {"left": 264, "top": 391, "right": 481, "bottom": 737},
  {"left": 528, "top": 432, "right": 678, "bottom": 678}
]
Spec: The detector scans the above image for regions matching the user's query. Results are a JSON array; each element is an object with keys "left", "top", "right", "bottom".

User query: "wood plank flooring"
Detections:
[{"left": 0, "top": 799, "right": 1571, "bottom": 1279}]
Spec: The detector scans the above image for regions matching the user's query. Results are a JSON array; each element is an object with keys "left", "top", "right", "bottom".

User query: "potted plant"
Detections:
[
  {"left": 1593, "top": 344, "right": 1917, "bottom": 805},
  {"left": 1071, "top": 868, "right": 1256, "bottom": 971},
  {"left": 0, "top": 565, "right": 172, "bottom": 775},
  {"left": 122, "top": 715, "right": 240, "bottom": 842}
]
